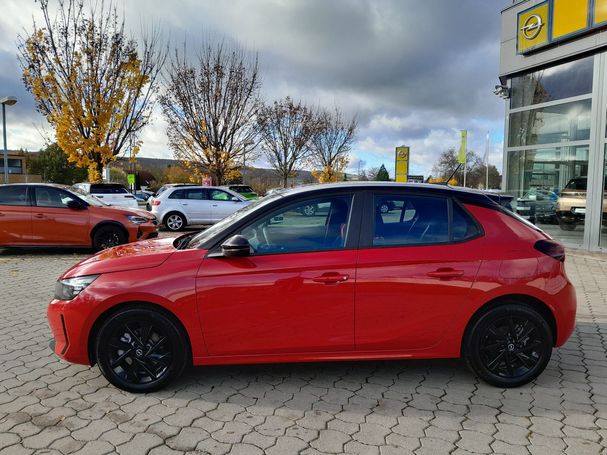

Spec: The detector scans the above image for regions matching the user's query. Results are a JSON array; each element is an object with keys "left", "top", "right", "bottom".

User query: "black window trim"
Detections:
[
  {"left": 359, "top": 190, "right": 484, "bottom": 249},
  {"left": 204, "top": 189, "right": 365, "bottom": 257}
]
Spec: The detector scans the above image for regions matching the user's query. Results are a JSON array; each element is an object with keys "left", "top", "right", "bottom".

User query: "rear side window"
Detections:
[
  {"left": 169, "top": 189, "right": 185, "bottom": 199},
  {"left": 374, "top": 195, "right": 449, "bottom": 246},
  {"left": 373, "top": 194, "right": 481, "bottom": 246},
  {"left": 0, "top": 186, "right": 28, "bottom": 206}
]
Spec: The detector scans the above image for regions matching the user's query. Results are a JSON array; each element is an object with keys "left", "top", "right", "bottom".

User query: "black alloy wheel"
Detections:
[
  {"left": 464, "top": 304, "right": 552, "bottom": 388},
  {"left": 95, "top": 307, "right": 188, "bottom": 393},
  {"left": 93, "top": 226, "right": 127, "bottom": 251}
]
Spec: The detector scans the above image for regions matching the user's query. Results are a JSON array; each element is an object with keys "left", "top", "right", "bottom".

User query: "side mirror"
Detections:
[
  {"left": 221, "top": 235, "right": 251, "bottom": 257},
  {"left": 231, "top": 196, "right": 240, "bottom": 202},
  {"left": 67, "top": 200, "right": 85, "bottom": 210}
]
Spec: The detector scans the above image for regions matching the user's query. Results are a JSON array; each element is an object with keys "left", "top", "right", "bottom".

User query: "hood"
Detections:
[
  {"left": 91, "top": 205, "right": 154, "bottom": 218},
  {"left": 61, "top": 237, "right": 176, "bottom": 279}
]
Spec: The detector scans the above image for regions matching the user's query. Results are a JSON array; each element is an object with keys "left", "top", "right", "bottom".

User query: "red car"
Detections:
[
  {"left": 48, "top": 183, "right": 576, "bottom": 392},
  {"left": 0, "top": 183, "right": 158, "bottom": 250}
]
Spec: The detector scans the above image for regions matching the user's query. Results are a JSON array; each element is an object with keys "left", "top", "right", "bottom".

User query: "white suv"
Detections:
[
  {"left": 150, "top": 186, "right": 249, "bottom": 231},
  {"left": 72, "top": 183, "right": 138, "bottom": 209}
]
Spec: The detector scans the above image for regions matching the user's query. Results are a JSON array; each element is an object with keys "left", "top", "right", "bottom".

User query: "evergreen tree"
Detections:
[{"left": 375, "top": 164, "right": 390, "bottom": 181}]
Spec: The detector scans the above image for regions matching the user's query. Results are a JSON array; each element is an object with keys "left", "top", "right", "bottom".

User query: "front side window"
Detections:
[
  {"left": 35, "top": 187, "right": 78, "bottom": 208},
  {"left": 373, "top": 194, "right": 449, "bottom": 246},
  {"left": 90, "top": 184, "right": 128, "bottom": 194},
  {"left": 240, "top": 195, "right": 353, "bottom": 254},
  {"left": 0, "top": 186, "right": 27, "bottom": 206},
  {"left": 210, "top": 190, "right": 232, "bottom": 201}
]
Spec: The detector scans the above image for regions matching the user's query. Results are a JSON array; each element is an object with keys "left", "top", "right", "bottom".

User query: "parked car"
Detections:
[
  {"left": 147, "top": 183, "right": 199, "bottom": 210},
  {"left": 555, "top": 177, "right": 598, "bottom": 231},
  {"left": 150, "top": 185, "right": 249, "bottom": 231},
  {"left": 48, "top": 182, "right": 576, "bottom": 392},
  {"left": 516, "top": 188, "right": 558, "bottom": 224},
  {"left": 224, "top": 184, "right": 258, "bottom": 200},
  {"left": 133, "top": 190, "right": 153, "bottom": 202},
  {"left": 0, "top": 184, "right": 158, "bottom": 250},
  {"left": 72, "top": 183, "right": 138, "bottom": 209}
]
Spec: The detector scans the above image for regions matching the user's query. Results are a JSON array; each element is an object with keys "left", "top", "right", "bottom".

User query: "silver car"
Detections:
[{"left": 150, "top": 186, "right": 249, "bottom": 231}]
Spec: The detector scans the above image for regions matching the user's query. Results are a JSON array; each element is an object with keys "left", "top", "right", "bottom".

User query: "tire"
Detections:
[
  {"left": 93, "top": 225, "right": 128, "bottom": 251},
  {"left": 302, "top": 204, "right": 317, "bottom": 216},
  {"left": 95, "top": 306, "right": 188, "bottom": 393},
  {"left": 463, "top": 303, "right": 553, "bottom": 388},
  {"left": 164, "top": 212, "right": 186, "bottom": 231},
  {"left": 559, "top": 221, "right": 576, "bottom": 231},
  {"left": 379, "top": 203, "right": 390, "bottom": 214}
]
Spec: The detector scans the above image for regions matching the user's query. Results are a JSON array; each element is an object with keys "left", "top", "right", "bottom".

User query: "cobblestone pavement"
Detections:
[{"left": 1, "top": 248, "right": 606, "bottom": 455}]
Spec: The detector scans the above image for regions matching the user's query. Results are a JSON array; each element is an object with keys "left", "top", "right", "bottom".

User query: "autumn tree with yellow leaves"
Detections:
[
  {"left": 310, "top": 108, "right": 357, "bottom": 183},
  {"left": 19, "top": 0, "right": 165, "bottom": 182},
  {"left": 160, "top": 41, "right": 261, "bottom": 186}
]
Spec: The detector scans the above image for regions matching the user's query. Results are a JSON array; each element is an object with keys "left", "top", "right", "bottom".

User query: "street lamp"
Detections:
[
  {"left": 1, "top": 96, "right": 17, "bottom": 184},
  {"left": 242, "top": 140, "right": 254, "bottom": 184}
]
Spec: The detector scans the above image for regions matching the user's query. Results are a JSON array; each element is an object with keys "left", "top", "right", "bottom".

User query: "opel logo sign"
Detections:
[{"left": 521, "top": 14, "right": 544, "bottom": 40}]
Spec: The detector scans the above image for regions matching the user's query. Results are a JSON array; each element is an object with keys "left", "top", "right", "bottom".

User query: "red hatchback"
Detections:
[{"left": 48, "top": 183, "right": 576, "bottom": 392}]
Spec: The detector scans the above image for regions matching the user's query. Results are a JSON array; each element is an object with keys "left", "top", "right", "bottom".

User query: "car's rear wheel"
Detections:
[
  {"left": 95, "top": 307, "right": 188, "bottom": 393},
  {"left": 165, "top": 212, "right": 186, "bottom": 231},
  {"left": 93, "top": 226, "right": 127, "bottom": 251},
  {"left": 464, "top": 304, "right": 552, "bottom": 388}
]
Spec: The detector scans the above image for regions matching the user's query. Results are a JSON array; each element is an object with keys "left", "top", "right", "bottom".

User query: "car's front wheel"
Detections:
[
  {"left": 464, "top": 304, "right": 553, "bottom": 388},
  {"left": 95, "top": 306, "right": 188, "bottom": 393},
  {"left": 93, "top": 225, "right": 127, "bottom": 251}
]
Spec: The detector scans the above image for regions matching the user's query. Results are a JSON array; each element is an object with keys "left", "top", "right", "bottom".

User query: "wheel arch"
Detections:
[
  {"left": 460, "top": 293, "right": 557, "bottom": 357},
  {"left": 90, "top": 221, "right": 129, "bottom": 243},
  {"left": 87, "top": 300, "right": 193, "bottom": 366}
]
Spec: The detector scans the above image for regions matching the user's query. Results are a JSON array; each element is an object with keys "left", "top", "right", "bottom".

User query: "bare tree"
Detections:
[
  {"left": 257, "top": 97, "right": 319, "bottom": 188},
  {"left": 160, "top": 41, "right": 261, "bottom": 185},
  {"left": 310, "top": 108, "right": 357, "bottom": 182},
  {"left": 19, "top": 0, "right": 166, "bottom": 182}
]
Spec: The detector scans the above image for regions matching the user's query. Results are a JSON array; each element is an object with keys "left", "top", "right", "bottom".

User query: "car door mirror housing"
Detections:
[
  {"left": 221, "top": 235, "right": 251, "bottom": 257},
  {"left": 231, "top": 197, "right": 240, "bottom": 202},
  {"left": 67, "top": 200, "right": 85, "bottom": 210}
]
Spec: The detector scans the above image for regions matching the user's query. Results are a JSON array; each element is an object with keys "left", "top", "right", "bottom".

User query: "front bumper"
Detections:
[
  {"left": 135, "top": 222, "right": 159, "bottom": 241},
  {"left": 47, "top": 298, "right": 91, "bottom": 365}
]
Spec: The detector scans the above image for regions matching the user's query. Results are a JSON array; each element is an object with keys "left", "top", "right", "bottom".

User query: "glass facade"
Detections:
[{"left": 505, "top": 57, "right": 593, "bottom": 247}]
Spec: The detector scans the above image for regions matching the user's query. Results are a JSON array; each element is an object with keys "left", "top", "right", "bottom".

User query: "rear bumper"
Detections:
[{"left": 552, "top": 275, "right": 577, "bottom": 347}]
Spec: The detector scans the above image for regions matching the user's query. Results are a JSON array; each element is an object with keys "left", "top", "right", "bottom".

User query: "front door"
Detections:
[
  {"left": 196, "top": 193, "right": 359, "bottom": 356},
  {"left": 209, "top": 189, "right": 245, "bottom": 222},
  {"left": 32, "top": 186, "right": 90, "bottom": 246},
  {"left": 0, "top": 185, "right": 32, "bottom": 245},
  {"left": 355, "top": 192, "right": 482, "bottom": 351}
]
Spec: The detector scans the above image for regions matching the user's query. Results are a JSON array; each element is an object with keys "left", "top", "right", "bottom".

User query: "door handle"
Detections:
[
  {"left": 181, "top": 203, "right": 188, "bottom": 206},
  {"left": 34, "top": 214, "right": 46, "bottom": 219},
  {"left": 312, "top": 273, "right": 349, "bottom": 284},
  {"left": 426, "top": 268, "right": 464, "bottom": 279}
]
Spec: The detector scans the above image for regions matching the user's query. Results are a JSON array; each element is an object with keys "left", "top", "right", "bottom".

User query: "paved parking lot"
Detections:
[{"left": 0, "top": 247, "right": 606, "bottom": 454}]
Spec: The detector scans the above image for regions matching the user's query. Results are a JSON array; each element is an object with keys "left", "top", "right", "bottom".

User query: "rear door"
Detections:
[
  {"left": 0, "top": 185, "right": 32, "bottom": 246},
  {"left": 32, "top": 186, "right": 90, "bottom": 246},
  {"left": 355, "top": 191, "right": 483, "bottom": 351}
]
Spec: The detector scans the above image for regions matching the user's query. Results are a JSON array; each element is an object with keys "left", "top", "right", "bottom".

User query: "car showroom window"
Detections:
[
  {"left": 452, "top": 202, "right": 481, "bottom": 241},
  {"left": 0, "top": 186, "right": 27, "bottom": 206},
  {"left": 35, "top": 187, "right": 77, "bottom": 208},
  {"left": 239, "top": 195, "right": 353, "bottom": 254},
  {"left": 373, "top": 194, "right": 449, "bottom": 246}
]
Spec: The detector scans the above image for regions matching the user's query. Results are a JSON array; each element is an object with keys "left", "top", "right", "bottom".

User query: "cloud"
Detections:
[{"left": 0, "top": 0, "right": 509, "bottom": 178}]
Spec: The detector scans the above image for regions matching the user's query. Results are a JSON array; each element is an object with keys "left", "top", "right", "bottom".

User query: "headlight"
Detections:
[
  {"left": 54, "top": 275, "right": 99, "bottom": 300},
  {"left": 127, "top": 215, "right": 148, "bottom": 224}
]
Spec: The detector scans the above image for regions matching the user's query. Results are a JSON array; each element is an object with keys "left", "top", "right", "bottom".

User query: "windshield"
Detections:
[
  {"left": 185, "top": 193, "right": 284, "bottom": 249},
  {"left": 69, "top": 187, "right": 108, "bottom": 207}
]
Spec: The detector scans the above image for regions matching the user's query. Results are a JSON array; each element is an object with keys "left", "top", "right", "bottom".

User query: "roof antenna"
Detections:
[{"left": 444, "top": 163, "right": 462, "bottom": 185}]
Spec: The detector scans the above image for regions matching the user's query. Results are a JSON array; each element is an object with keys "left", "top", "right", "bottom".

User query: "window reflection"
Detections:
[
  {"left": 510, "top": 56, "right": 593, "bottom": 109},
  {"left": 507, "top": 146, "right": 588, "bottom": 246},
  {"left": 508, "top": 99, "right": 591, "bottom": 147}
]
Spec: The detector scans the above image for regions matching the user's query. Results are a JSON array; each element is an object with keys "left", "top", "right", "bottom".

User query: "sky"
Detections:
[{"left": 1, "top": 0, "right": 510, "bottom": 178}]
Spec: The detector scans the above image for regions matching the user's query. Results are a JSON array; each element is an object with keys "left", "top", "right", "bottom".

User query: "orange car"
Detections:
[{"left": 0, "top": 183, "right": 158, "bottom": 250}]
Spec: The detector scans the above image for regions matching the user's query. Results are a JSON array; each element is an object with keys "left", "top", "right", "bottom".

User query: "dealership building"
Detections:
[{"left": 500, "top": 0, "right": 607, "bottom": 250}]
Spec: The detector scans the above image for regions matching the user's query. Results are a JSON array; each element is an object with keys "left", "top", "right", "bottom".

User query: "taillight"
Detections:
[
  {"left": 152, "top": 200, "right": 161, "bottom": 206},
  {"left": 534, "top": 239, "right": 565, "bottom": 262}
]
